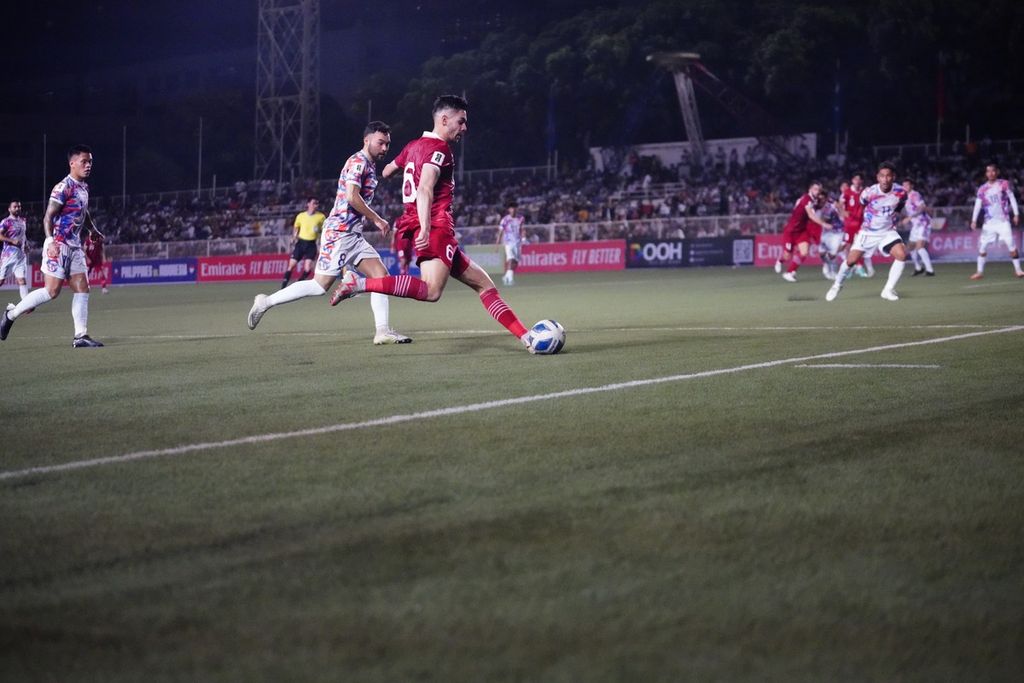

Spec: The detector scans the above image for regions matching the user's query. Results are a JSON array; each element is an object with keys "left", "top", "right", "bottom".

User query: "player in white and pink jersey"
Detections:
[
  {"left": 826, "top": 162, "right": 910, "bottom": 302},
  {"left": 969, "top": 163, "right": 1022, "bottom": 279},
  {"left": 2, "top": 145, "right": 104, "bottom": 347},
  {"left": 247, "top": 121, "right": 411, "bottom": 345},
  {"left": 0, "top": 200, "right": 30, "bottom": 301},
  {"left": 495, "top": 201, "right": 525, "bottom": 285},
  {"left": 329, "top": 95, "right": 534, "bottom": 352},
  {"left": 901, "top": 179, "right": 935, "bottom": 276},
  {"left": 815, "top": 193, "right": 845, "bottom": 280}
]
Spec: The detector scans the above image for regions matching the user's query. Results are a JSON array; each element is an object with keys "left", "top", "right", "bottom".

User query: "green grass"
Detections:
[{"left": 2, "top": 264, "right": 1023, "bottom": 682}]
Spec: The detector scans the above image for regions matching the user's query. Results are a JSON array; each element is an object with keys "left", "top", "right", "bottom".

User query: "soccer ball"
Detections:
[{"left": 529, "top": 319, "right": 565, "bottom": 355}]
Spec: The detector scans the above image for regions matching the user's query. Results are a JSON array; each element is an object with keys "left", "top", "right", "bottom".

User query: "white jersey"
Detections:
[
  {"left": 860, "top": 183, "right": 907, "bottom": 234},
  {"left": 972, "top": 179, "right": 1019, "bottom": 224},
  {"left": 904, "top": 190, "right": 931, "bottom": 230},
  {"left": 0, "top": 215, "right": 27, "bottom": 260},
  {"left": 499, "top": 214, "right": 524, "bottom": 246}
]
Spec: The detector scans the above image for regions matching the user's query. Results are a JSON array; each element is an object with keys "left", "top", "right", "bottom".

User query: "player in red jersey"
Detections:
[
  {"left": 774, "top": 182, "right": 829, "bottom": 282},
  {"left": 839, "top": 173, "right": 873, "bottom": 277},
  {"left": 393, "top": 226, "right": 414, "bottom": 275},
  {"left": 84, "top": 231, "right": 108, "bottom": 293},
  {"left": 330, "top": 95, "right": 534, "bottom": 351}
]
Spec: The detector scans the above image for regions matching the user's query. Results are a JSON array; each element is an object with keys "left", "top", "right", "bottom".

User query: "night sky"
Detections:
[{"left": 1, "top": 0, "right": 537, "bottom": 84}]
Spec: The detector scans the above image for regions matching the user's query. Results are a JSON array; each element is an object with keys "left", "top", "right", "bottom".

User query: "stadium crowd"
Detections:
[{"left": 46, "top": 145, "right": 1024, "bottom": 246}]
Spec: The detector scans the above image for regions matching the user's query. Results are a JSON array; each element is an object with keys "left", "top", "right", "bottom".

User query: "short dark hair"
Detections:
[
  {"left": 986, "top": 162, "right": 999, "bottom": 171},
  {"left": 363, "top": 120, "right": 391, "bottom": 137},
  {"left": 506, "top": 201, "right": 518, "bottom": 209},
  {"left": 306, "top": 197, "right": 319, "bottom": 204},
  {"left": 67, "top": 144, "right": 92, "bottom": 160},
  {"left": 433, "top": 94, "right": 469, "bottom": 117},
  {"left": 878, "top": 161, "right": 897, "bottom": 174},
  {"left": 903, "top": 178, "right": 915, "bottom": 185}
]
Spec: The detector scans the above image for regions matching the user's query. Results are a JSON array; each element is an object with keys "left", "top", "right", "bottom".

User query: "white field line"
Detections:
[
  {"left": 795, "top": 363, "right": 942, "bottom": 369},
  {"left": 2, "top": 325, "right": 1021, "bottom": 482},
  {"left": 963, "top": 280, "right": 1024, "bottom": 290},
  {"left": 2, "top": 324, "right": 1009, "bottom": 344}
]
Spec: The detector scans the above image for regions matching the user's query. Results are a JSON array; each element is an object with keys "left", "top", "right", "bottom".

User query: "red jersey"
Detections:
[
  {"left": 842, "top": 186, "right": 865, "bottom": 230},
  {"left": 393, "top": 132, "right": 456, "bottom": 230},
  {"left": 782, "top": 194, "right": 813, "bottom": 234},
  {"left": 84, "top": 237, "right": 104, "bottom": 267}
]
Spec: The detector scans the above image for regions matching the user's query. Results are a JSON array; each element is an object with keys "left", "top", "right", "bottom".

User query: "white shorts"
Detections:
[
  {"left": 40, "top": 238, "right": 88, "bottom": 281},
  {"left": 819, "top": 232, "right": 843, "bottom": 256},
  {"left": 314, "top": 230, "right": 381, "bottom": 277},
  {"left": 908, "top": 224, "right": 931, "bottom": 243},
  {"left": 504, "top": 243, "right": 522, "bottom": 262},
  {"left": 852, "top": 229, "right": 903, "bottom": 257},
  {"left": 0, "top": 250, "right": 27, "bottom": 281},
  {"left": 978, "top": 219, "right": 1016, "bottom": 253}
]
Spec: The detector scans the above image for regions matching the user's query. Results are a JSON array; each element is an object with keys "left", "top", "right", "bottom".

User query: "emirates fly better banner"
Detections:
[{"left": 518, "top": 240, "right": 626, "bottom": 272}]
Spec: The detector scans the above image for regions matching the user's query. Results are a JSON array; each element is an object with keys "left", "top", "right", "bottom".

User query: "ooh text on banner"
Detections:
[{"left": 627, "top": 237, "right": 755, "bottom": 268}]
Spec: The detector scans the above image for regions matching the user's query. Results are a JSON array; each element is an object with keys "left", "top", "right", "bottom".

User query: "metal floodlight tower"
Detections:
[
  {"left": 648, "top": 51, "right": 706, "bottom": 166},
  {"left": 254, "top": 0, "right": 321, "bottom": 182}
]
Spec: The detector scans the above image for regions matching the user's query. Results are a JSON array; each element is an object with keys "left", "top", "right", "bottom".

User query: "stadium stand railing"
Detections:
[{"left": 94, "top": 205, "right": 975, "bottom": 262}]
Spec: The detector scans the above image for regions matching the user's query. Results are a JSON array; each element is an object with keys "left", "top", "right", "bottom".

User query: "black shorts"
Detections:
[{"left": 291, "top": 238, "right": 318, "bottom": 261}]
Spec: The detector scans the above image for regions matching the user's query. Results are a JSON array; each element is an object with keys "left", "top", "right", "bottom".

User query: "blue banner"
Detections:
[
  {"left": 112, "top": 258, "right": 198, "bottom": 284},
  {"left": 376, "top": 248, "right": 420, "bottom": 276}
]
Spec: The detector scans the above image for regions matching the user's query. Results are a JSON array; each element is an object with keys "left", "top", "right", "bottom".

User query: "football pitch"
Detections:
[{"left": 2, "top": 265, "right": 1022, "bottom": 681}]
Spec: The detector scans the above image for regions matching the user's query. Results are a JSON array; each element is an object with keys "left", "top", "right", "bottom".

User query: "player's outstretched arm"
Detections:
[
  {"left": 345, "top": 183, "right": 390, "bottom": 237},
  {"left": 85, "top": 209, "right": 105, "bottom": 241},
  {"left": 381, "top": 161, "right": 400, "bottom": 179}
]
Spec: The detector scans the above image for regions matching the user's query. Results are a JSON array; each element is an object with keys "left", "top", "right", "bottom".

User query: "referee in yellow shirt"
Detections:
[{"left": 283, "top": 197, "right": 326, "bottom": 288}]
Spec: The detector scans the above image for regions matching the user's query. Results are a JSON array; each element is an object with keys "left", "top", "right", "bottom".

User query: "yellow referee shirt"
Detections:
[{"left": 294, "top": 211, "right": 326, "bottom": 241}]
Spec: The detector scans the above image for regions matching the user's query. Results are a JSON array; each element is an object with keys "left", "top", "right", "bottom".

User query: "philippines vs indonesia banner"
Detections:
[
  {"left": 112, "top": 259, "right": 196, "bottom": 285},
  {"left": 519, "top": 240, "right": 625, "bottom": 273}
]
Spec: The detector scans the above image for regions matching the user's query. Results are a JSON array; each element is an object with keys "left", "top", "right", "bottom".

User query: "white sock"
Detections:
[
  {"left": 883, "top": 259, "right": 906, "bottom": 293},
  {"left": 977, "top": 255, "right": 986, "bottom": 273},
  {"left": 72, "top": 292, "right": 89, "bottom": 336},
  {"left": 370, "top": 292, "right": 389, "bottom": 333},
  {"left": 1012, "top": 257, "right": 1022, "bottom": 274},
  {"left": 19, "top": 284, "right": 29, "bottom": 299},
  {"left": 10, "top": 288, "right": 52, "bottom": 319},
  {"left": 910, "top": 249, "right": 921, "bottom": 269},
  {"left": 919, "top": 248, "right": 933, "bottom": 272},
  {"left": 864, "top": 255, "right": 875, "bottom": 274},
  {"left": 265, "top": 279, "right": 324, "bottom": 307},
  {"left": 834, "top": 260, "right": 852, "bottom": 284}
]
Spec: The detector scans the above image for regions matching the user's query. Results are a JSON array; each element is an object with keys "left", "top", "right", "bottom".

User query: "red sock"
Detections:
[
  {"left": 480, "top": 288, "right": 528, "bottom": 338},
  {"left": 364, "top": 275, "right": 430, "bottom": 300},
  {"left": 786, "top": 255, "right": 802, "bottom": 273}
]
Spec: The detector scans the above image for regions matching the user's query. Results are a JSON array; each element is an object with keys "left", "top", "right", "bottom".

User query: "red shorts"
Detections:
[
  {"left": 392, "top": 229, "right": 414, "bottom": 261},
  {"left": 805, "top": 223, "right": 822, "bottom": 245},
  {"left": 781, "top": 226, "right": 808, "bottom": 251},
  {"left": 843, "top": 221, "right": 860, "bottom": 245},
  {"left": 395, "top": 215, "right": 469, "bottom": 277}
]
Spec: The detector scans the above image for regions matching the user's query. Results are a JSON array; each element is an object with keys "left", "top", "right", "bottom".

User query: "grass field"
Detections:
[{"left": 2, "top": 264, "right": 1023, "bottom": 682}]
